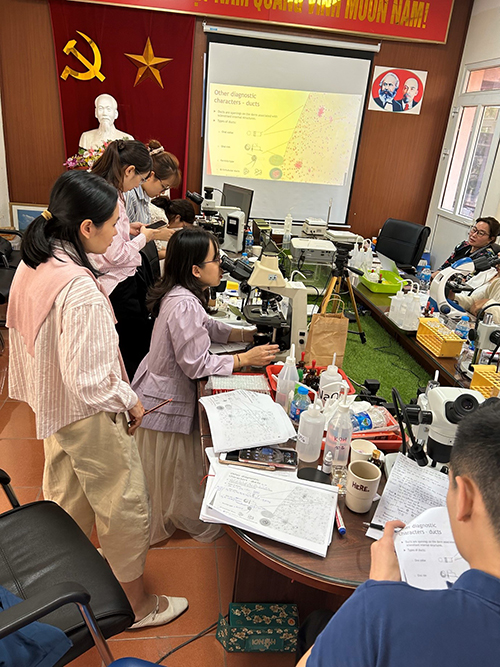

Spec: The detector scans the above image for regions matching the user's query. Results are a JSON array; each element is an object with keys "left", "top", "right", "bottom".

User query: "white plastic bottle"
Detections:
[
  {"left": 324, "top": 389, "right": 353, "bottom": 494},
  {"left": 296, "top": 401, "right": 326, "bottom": 463},
  {"left": 283, "top": 211, "right": 293, "bottom": 250},
  {"left": 275, "top": 343, "right": 299, "bottom": 412},
  {"left": 388, "top": 288, "right": 404, "bottom": 323},
  {"left": 319, "top": 352, "right": 343, "bottom": 403}
]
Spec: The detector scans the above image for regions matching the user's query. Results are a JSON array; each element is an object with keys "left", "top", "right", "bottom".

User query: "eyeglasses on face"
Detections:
[
  {"left": 135, "top": 168, "right": 152, "bottom": 184},
  {"left": 159, "top": 179, "right": 171, "bottom": 192},
  {"left": 470, "top": 225, "right": 489, "bottom": 237},
  {"left": 198, "top": 253, "right": 221, "bottom": 266}
]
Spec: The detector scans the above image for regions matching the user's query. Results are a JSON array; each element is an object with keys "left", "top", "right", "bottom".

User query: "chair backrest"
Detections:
[{"left": 376, "top": 218, "right": 431, "bottom": 268}]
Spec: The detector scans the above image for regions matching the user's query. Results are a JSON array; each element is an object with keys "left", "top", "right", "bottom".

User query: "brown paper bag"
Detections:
[{"left": 304, "top": 296, "right": 349, "bottom": 368}]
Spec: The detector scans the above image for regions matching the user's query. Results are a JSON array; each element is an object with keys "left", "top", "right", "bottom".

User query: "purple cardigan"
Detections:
[{"left": 132, "top": 285, "right": 234, "bottom": 434}]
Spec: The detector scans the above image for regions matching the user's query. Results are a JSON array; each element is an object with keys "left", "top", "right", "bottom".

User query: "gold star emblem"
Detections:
[{"left": 125, "top": 38, "right": 172, "bottom": 88}]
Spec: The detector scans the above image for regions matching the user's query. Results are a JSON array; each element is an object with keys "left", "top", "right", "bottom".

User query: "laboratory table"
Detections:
[
  {"left": 197, "top": 380, "right": 380, "bottom": 617},
  {"left": 353, "top": 283, "right": 469, "bottom": 388}
]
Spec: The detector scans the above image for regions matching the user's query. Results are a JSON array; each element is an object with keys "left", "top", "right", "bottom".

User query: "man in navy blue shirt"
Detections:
[{"left": 298, "top": 400, "right": 500, "bottom": 666}]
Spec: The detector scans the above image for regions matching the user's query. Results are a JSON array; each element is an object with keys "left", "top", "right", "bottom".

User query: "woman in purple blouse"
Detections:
[{"left": 132, "top": 227, "right": 279, "bottom": 543}]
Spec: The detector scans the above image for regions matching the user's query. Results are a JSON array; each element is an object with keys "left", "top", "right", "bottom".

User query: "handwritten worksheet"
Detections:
[
  {"left": 199, "top": 389, "right": 296, "bottom": 454},
  {"left": 394, "top": 507, "right": 469, "bottom": 589},
  {"left": 367, "top": 453, "right": 449, "bottom": 540},
  {"left": 205, "top": 466, "right": 337, "bottom": 557}
]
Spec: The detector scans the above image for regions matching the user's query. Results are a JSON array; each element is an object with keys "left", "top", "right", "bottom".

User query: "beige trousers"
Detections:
[{"left": 43, "top": 411, "right": 151, "bottom": 583}]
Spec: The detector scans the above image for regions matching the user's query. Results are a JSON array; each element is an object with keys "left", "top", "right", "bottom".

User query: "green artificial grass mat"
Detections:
[{"left": 342, "top": 309, "right": 431, "bottom": 404}]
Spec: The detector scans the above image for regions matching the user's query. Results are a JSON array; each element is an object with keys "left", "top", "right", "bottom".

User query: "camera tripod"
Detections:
[{"left": 320, "top": 243, "right": 367, "bottom": 344}]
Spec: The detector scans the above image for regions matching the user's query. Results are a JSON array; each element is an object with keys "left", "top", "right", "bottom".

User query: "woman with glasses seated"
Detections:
[
  {"left": 431, "top": 217, "right": 500, "bottom": 279},
  {"left": 131, "top": 227, "right": 279, "bottom": 544},
  {"left": 124, "top": 140, "right": 182, "bottom": 227},
  {"left": 91, "top": 140, "right": 173, "bottom": 378}
]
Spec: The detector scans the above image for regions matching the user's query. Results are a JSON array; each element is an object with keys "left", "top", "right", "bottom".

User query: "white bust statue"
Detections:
[{"left": 79, "top": 94, "right": 134, "bottom": 150}]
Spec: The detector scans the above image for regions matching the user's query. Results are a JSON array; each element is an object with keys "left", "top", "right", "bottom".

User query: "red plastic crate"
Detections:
[{"left": 266, "top": 364, "right": 355, "bottom": 398}]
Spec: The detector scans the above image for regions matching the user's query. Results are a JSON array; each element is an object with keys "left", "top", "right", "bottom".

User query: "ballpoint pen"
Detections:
[{"left": 128, "top": 398, "right": 173, "bottom": 426}]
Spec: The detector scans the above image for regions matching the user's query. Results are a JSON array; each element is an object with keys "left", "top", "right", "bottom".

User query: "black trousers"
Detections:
[
  {"left": 109, "top": 274, "right": 154, "bottom": 381},
  {"left": 296, "top": 610, "right": 335, "bottom": 661}
]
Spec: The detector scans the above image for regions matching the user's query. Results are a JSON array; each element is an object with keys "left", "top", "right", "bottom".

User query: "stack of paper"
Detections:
[
  {"left": 199, "top": 389, "right": 296, "bottom": 454},
  {"left": 200, "top": 449, "right": 337, "bottom": 557},
  {"left": 366, "top": 453, "right": 449, "bottom": 540},
  {"left": 394, "top": 507, "right": 469, "bottom": 590}
]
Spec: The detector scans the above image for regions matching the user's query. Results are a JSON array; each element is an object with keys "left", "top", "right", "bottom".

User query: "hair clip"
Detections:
[
  {"left": 149, "top": 145, "right": 164, "bottom": 156},
  {"left": 41, "top": 210, "right": 53, "bottom": 221}
]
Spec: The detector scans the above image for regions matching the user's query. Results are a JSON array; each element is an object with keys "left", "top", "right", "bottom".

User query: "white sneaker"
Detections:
[{"left": 129, "top": 595, "right": 189, "bottom": 629}]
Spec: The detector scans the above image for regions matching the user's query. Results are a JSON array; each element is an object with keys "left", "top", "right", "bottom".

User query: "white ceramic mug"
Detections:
[
  {"left": 350, "top": 439, "right": 376, "bottom": 462},
  {"left": 345, "top": 460, "right": 381, "bottom": 514}
]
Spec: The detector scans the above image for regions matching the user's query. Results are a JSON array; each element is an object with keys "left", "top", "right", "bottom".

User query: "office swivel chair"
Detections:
[
  {"left": 375, "top": 218, "right": 431, "bottom": 272},
  {"left": 0, "top": 469, "right": 135, "bottom": 666},
  {"left": 0, "top": 229, "right": 22, "bottom": 352}
]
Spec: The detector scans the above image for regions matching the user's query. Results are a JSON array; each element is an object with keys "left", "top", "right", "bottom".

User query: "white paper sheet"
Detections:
[
  {"left": 367, "top": 453, "right": 449, "bottom": 540},
  {"left": 394, "top": 507, "right": 469, "bottom": 590},
  {"left": 199, "top": 389, "right": 296, "bottom": 454},
  {"left": 201, "top": 463, "right": 337, "bottom": 557}
]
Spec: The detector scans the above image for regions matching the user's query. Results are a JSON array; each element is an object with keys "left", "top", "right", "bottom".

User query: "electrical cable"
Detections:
[
  {"left": 156, "top": 618, "right": 221, "bottom": 664},
  {"left": 392, "top": 387, "right": 427, "bottom": 466}
]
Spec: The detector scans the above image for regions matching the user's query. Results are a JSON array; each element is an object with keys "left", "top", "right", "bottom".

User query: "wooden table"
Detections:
[
  {"left": 353, "top": 283, "right": 469, "bottom": 388},
  {"left": 197, "top": 381, "right": 379, "bottom": 617}
]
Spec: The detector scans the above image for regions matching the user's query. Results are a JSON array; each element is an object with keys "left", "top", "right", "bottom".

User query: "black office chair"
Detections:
[
  {"left": 375, "top": 218, "right": 431, "bottom": 273},
  {"left": 0, "top": 469, "right": 134, "bottom": 666},
  {"left": 0, "top": 229, "right": 22, "bottom": 353}
]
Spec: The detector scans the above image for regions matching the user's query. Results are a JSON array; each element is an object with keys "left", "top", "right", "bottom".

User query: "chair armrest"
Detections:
[
  {"left": 0, "top": 582, "right": 90, "bottom": 639},
  {"left": 0, "top": 469, "right": 21, "bottom": 509},
  {"left": 0, "top": 229, "right": 23, "bottom": 238}
]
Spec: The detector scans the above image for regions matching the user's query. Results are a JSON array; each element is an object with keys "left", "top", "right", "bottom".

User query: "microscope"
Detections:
[
  {"left": 408, "top": 386, "right": 486, "bottom": 465},
  {"left": 429, "top": 254, "right": 500, "bottom": 319},
  {"left": 220, "top": 241, "right": 309, "bottom": 356},
  {"left": 187, "top": 187, "right": 245, "bottom": 253}
]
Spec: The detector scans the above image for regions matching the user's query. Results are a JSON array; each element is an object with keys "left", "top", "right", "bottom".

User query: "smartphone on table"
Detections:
[{"left": 219, "top": 447, "right": 298, "bottom": 471}]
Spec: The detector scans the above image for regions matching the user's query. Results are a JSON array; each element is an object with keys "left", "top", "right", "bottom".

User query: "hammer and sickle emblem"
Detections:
[{"left": 60, "top": 31, "right": 105, "bottom": 82}]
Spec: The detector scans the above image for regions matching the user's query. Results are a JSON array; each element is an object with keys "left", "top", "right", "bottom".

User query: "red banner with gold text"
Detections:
[
  {"left": 69, "top": 0, "right": 455, "bottom": 44},
  {"left": 50, "top": 0, "right": 195, "bottom": 194}
]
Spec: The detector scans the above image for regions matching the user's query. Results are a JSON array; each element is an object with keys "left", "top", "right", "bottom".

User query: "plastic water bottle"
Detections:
[
  {"left": 289, "top": 385, "right": 311, "bottom": 424},
  {"left": 420, "top": 264, "right": 431, "bottom": 291},
  {"left": 324, "top": 389, "right": 353, "bottom": 494},
  {"left": 296, "top": 401, "right": 325, "bottom": 463},
  {"left": 350, "top": 406, "right": 387, "bottom": 431},
  {"left": 283, "top": 212, "right": 292, "bottom": 250},
  {"left": 275, "top": 344, "right": 299, "bottom": 412},
  {"left": 318, "top": 352, "right": 343, "bottom": 403},
  {"left": 245, "top": 229, "right": 254, "bottom": 255},
  {"left": 455, "top": 315, "right": 470, "bottom": 340}
]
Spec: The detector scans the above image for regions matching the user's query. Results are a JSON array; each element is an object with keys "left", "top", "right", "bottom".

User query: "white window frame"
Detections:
[{"left": 437, "top": 57, "right": 500, "bottom": 226}]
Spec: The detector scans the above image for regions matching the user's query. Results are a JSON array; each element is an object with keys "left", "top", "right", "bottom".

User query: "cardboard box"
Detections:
[{"left": 216, "top": 603, "right": 299, "bottom": 653}]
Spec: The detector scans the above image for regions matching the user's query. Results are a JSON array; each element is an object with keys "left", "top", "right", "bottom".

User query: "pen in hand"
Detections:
[{"left": 128, "top": 398, "right": 173, "bottom": 426}]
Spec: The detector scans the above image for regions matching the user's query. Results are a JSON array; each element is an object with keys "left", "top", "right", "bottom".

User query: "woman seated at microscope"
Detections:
[
  {"left": 431, "top": 217, "right": 500, "bottom": 279},
  {"left": 454, "top": 259, "right": 500, "bottom": 325},
  {"left": 131, "top": 227, "right": 279, "bottom": 544}
]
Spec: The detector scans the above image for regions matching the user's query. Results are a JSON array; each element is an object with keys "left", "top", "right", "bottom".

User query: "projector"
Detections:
[
  {"left": 302, "top": 217, "right": 328, "bottom": 237},
  {"left": 291, "top": 238, "right": 336, "bottom": 263}
]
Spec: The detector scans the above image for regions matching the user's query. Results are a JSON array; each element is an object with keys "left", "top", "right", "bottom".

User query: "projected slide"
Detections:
[{"left": 207, "top": 84, "right": 361, "bottom": 186}]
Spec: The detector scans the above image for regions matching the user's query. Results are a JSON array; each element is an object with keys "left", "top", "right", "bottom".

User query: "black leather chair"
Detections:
[
  {"left": 0, "top": 229, "right": 22, "bottom": 353},
  {"left": 375, "top": 218, "right": 431, "bottom": 272},
  {"left": 0, "top": 469, "right": 134, "bottom": 666}
]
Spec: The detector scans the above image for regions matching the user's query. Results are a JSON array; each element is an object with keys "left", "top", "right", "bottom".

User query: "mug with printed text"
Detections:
[{"left": 345, "top": 460, "right": 381, "bottom": 513}]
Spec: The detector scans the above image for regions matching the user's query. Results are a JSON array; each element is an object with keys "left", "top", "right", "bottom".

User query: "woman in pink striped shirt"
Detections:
[
  {"left": 91, "top": 140, "right": 175, "bottom": 379},
  {"left": 8, "top": 170, "right": 187, "bottom": 629}
]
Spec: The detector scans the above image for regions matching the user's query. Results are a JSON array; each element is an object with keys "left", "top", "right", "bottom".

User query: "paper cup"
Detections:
[
  {"left": 345, "top": 460, "right": 381, "bottom": 514},
  {"left": 350, "top": 439, "right": 376, "bottom": 462}
]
